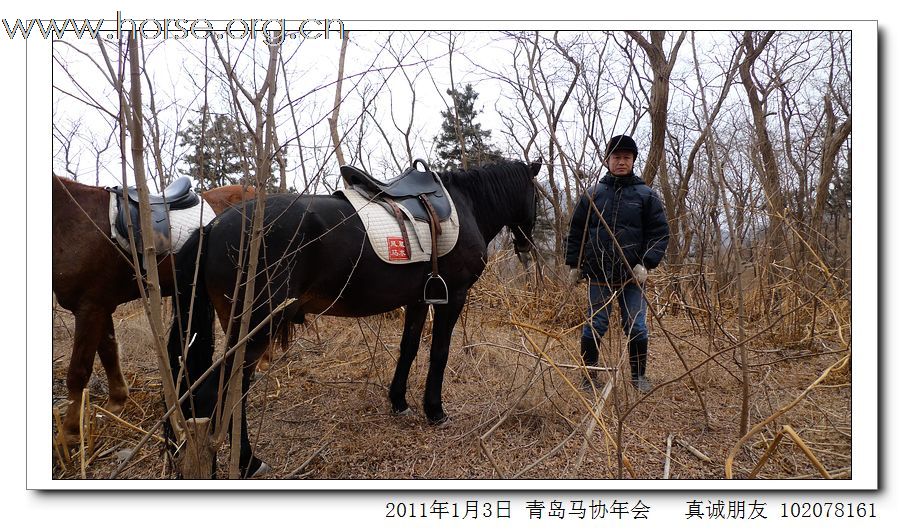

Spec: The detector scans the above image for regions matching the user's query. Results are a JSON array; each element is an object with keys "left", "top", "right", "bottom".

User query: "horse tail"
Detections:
[{"left": 164, "top": 224, "right": 216, "bottom": 464}]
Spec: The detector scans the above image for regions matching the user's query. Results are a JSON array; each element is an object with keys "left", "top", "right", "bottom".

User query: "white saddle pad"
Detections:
[
  {"left": 337, "top": 186, "right": 459, "bottom": 265},
  {"left": 108, "top": 193, "right": 216, "bottom": 255}
]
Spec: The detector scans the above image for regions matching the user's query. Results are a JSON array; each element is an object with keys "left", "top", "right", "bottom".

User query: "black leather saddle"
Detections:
[
  {"left": 340, "top": 159, "right": 452, "bottom": 304},
  {"left": 108, "top": 176, "right": 200, "bottom": 255},
  {"left": 340, "top": 159, "right": 451, "bottom": 222},
  {"left": 123, "top": 176, "right": 196, "bottom": 207}
]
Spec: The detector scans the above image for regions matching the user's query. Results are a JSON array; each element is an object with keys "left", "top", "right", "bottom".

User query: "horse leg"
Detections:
[
  {"left": 219, "top": 332, "right": 272, "bottom": 478},
  {"left": 61, "top": 307, "right": 107, "bottom": 443},
  {"left": 388, "top": 303, "right": 429, "bottom": 415},
  {"left": 96, "top": 314, "right": 129, "bottom": 414},
  {"left": 238, "top": 367, "right": 270, "bottom": 478},
  {"left": 195, "top": 344, "right": 269, "bottom": 478},
  {"left": 422, "top": 295, "right": 466, "bottom": 424}
]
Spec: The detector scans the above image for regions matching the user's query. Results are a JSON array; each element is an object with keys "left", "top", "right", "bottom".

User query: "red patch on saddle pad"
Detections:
[{"left": 387, "top": 236, "right": 410, "bottom": 261}]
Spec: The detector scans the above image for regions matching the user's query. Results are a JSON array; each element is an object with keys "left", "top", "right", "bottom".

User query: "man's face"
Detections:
[{"left": 607, "top": 150, "right": 635, "bottom": 176}]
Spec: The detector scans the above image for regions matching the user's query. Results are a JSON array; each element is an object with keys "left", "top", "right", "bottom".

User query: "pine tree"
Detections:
[
  {"left": 433, "top": 84, "right": 502, "bottom": 170},
  {"left": 178, "top": 107, "right": 277, "bottom": 190}
]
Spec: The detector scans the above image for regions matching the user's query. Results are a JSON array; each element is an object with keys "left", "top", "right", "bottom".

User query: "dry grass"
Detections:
[{"left": 50, "top": 252, "right": 852, "bottom": 481}]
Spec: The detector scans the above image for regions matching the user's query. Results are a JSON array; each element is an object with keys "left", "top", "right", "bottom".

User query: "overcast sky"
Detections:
[
  {"left": 52, "top": 30, "right": 529, "bottom": 189},
  {"left": 52, "top": 29, "right": 753, "bottom": 192}
]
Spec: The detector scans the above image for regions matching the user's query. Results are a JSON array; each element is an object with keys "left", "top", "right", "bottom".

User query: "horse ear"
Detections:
[{"left": 529, "top": 160, "right": 542, "bottom": 176}]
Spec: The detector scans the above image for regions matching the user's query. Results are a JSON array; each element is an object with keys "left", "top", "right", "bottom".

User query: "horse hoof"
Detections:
[
  {"left": 393, "top": 407, "right": 415, "bottom": 417},
  {"left": 102, "top": 399, "right": 126, "bottom": 416},
  {"left": 250, "top": 462, "right": 272, "bottom": 478},
  {"left": 58, "top": 431, "right": 81, "bottom": 449},
  {"left": 428, "top": 415, "right": 452, "bottom": 428}
]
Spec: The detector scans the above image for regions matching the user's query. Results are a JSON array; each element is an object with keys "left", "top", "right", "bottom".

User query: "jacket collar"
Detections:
[{"left": 602, "top": 171, "right": 643, "bottom": 187}]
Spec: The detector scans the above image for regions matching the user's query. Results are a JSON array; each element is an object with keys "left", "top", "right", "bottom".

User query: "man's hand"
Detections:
[
  {"left": 632, "top": 264, "right": 648, "bottom": 284},
  {"left": 568, "top": 267, "right": 583, "bottom": 285}
]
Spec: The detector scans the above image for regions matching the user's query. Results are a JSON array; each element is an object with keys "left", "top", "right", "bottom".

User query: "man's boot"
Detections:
[
  {"left": 629, "top": 338, "right": 652, "bottom": 393},
  {"left": 580, "top": 335, "right": 599, "bottom": 390}
]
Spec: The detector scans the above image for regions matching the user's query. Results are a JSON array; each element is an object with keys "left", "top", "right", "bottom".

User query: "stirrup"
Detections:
[{"left": 423, "top": 273, "right": 449, "bottom": 305}]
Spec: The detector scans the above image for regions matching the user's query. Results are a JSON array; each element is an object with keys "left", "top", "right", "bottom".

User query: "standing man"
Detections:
[{"left": 564, "top": 135, "right": 670, "bottom": 392}]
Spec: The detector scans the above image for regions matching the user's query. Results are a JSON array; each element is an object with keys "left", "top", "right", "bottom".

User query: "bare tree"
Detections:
[
  {"left": 811, "top": 33, "right": 852, "bottom": 247},
  {"left": 738, "top": 31, "right": 786, "bottom": 276},
  {"left": 626, "top": 31, "right": 686, "bottom": 262},
  {"left": 208, "top": 34, "right": 282, "bottom": 478}
]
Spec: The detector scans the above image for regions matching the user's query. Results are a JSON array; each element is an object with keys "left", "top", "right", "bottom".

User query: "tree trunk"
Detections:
[
  {"left": 626, "top": 31, "right": 685, "bottom": 262},
  {"left": 180, "top": 418, "right": 215, "bottom": 479},
  {"left": 738, "top": 31, "right": 785, "bottom": 269},
  {"left": 127, "top": 33, "right": 179, "bottom": 418},
  {"left": 329, "top": 32, "right": 350, "bottom": 168},
  {"left": 126, "top": 33, "right": 192, "bottom": 473},
  {"left": 811, "top": 94, "right": 852, "bottom": 239}
]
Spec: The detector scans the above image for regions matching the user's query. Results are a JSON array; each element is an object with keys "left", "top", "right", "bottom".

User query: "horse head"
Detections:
[{"left": 509, "top": 160, "right": 542, "bottom": 256}]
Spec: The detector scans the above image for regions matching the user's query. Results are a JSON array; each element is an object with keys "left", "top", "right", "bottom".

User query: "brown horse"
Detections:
[{"left": 52, "top": 174, "right": 254, "bottom": 444}]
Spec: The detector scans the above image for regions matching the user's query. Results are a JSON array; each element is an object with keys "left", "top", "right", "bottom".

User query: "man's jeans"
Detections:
[{"left": 581, "top": 281, "right": 648, "bottom": 342}]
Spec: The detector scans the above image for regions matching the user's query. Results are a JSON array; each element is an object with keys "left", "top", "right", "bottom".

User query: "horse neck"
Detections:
[{"left": 453, "top": 172, "right": 529, "bottom": 247}]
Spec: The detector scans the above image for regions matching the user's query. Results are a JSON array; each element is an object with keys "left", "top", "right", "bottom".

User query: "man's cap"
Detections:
[{"left": 605, "top": 135, "right": 638, "bottom": 159}]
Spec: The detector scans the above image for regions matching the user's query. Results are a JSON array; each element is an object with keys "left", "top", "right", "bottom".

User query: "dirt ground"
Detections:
[{"left": 50, "top": 261, "right": 852, "bottom": 481}]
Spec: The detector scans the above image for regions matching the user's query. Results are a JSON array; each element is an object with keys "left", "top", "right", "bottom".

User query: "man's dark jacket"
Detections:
[{"left": 564, "top": 172, "right": 670, "bottom": 284}]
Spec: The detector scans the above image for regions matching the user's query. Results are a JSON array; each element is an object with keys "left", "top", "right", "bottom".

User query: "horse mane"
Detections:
[{"left": 436, "top": 160, "right": 535, "bottom": 221}]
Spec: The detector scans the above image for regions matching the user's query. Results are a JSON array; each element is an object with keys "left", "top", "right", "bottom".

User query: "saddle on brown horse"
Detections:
[
  {"left": 107, "top": 176, "right": 199, "bottom": 257},
  {"left": 340, "top": 159, "right": 452, "bottom": 304}
]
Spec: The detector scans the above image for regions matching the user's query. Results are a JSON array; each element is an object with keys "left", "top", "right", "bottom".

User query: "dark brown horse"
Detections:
[{"left": 52, "top": 174, "right": 255, "bottom": 444}]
